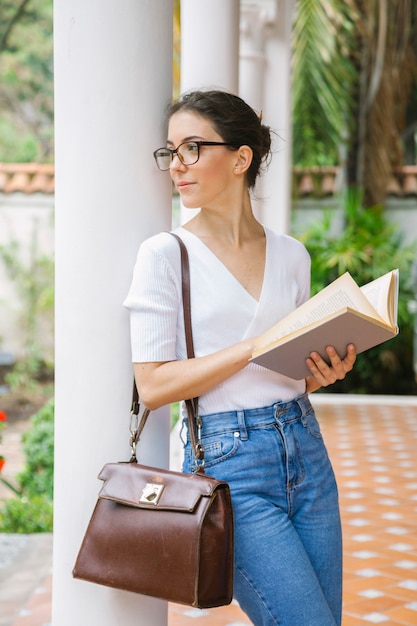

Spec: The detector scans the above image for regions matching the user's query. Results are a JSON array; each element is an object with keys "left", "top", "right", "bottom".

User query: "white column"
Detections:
[
  {"left": 262, "top": 0, "right": 294, "bottom": 233},
  {"left": 239, "top": 1, "right": 269, "bottom": 112},
  {"left": 179, "top": 0, "right": 240, "bottom": 224},
  {"left": 53, "top": 2, "right": 172, "bottom": 625},
  {"left": 240, "top": 0, "right": 294, "bottom": 234},
  {"left": 180, "top": 0, "right": 240, "bottom": 94}
]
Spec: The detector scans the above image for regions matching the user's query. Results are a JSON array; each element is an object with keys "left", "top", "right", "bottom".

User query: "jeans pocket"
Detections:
[
  {"left": 302, "top": 408, "right": 323, "bottom": 439},
  {"left": 184, "top": 431, "right": 240, "bottom": 471}
]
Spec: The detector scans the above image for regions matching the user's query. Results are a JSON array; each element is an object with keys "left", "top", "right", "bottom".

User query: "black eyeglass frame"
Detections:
[{"left": 153, "top": 141, "right": 238, "bottom": 171}]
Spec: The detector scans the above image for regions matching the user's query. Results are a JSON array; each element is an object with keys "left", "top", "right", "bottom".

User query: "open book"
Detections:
[{"left": 251, "top": 269, "right": 399, "bottom": 380}]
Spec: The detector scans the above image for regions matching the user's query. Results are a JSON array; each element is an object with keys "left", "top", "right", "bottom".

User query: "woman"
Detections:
[{"left": 124, "top": 90, "right": 356, "bottom": 626}]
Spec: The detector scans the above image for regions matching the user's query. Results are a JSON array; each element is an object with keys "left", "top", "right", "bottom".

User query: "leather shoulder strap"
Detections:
[
  {"left": 169, "top": 232, "right": 195, "bottom": 359},
  {"left": 130, "top": 231, "right": 203, "bottom": 470}
]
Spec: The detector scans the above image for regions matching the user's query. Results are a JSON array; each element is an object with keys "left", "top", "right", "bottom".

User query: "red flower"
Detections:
[
  {"left": 0, "top": 456, "right": 5, "bottom": 472},
  {"left": 0, "top": 411, "right": 6, "bottom": 422}
]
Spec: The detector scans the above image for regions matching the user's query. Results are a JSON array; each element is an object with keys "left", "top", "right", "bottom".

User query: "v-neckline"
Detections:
[{"left": 177, "top": 226, "right": 268, "bottom": 304}]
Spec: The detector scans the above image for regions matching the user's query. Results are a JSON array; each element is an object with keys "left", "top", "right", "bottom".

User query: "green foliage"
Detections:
[
  {"left": 0, "top": 230, "right": 54, "bottom": 391},
  {"left": 0, "top": 495, "right": 53, "bottom": 533},
  {"left": 0, "top": 0, "right": 53, "bottom": 162},
  {"left": 4, "top": 354, "right": 50, "bottom": 392},
  {"left": 0, "top": 398, "right": 54, "bottom": 533},
  {"left": 19, "top": 399, "right": 54, "bottom": 496},
  {"left": 302, "top": 189, "right": 415, "bottom": 290},
  {"left": 0, "top": 117, "right": 39, "bottom": 161},
  {"left": 171, "top": 402, "right": 180, "bottom": 429},
  {"left": 298, "top": 188, "right": 417, "bottom": 394},
  {"left": 292, "top": 0, "right": 356, "bottom": 166}
]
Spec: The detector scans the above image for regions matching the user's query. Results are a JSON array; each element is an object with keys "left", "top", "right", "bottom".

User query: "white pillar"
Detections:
[
  {"left": 179, "top": 0, "right": 240, "bottom": 225},
  {"left": 239, "top": 1, "right": 269, "bottom": 112},
  {"left": 262, "top": 0, "right": 294, "bottom": 233},
  {"left": 180, "top": 0, "right": 240, "bottom": 94},
  {"left": 53, "top": 2, "right": 173, "bottom": 625},
  {"left": 240, "top": 0, "right": 294, "bottom": 234}
]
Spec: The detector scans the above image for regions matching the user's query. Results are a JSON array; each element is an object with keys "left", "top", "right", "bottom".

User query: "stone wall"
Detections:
[{"left": 0, "top": 192, "right": 54, "bottom": 360}]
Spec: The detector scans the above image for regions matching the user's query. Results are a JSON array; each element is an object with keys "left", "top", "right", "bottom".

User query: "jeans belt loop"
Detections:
[
  {"left": 296, "top": 393, "right": 310, "bottom": 417},
  {"left": 237, "top": 410, "right": 249, "bottom": 441}
]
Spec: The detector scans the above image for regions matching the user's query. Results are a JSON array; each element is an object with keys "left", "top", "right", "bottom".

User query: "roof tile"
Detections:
[
  {"left": 0, "top": 170, "right": 8, "bottom": 192},
  {"left": 403, "top": 168, "right": 417, "bottom": 197},
  {"left": 320, "top": 173, "right": 336, "bottom": 196},
  {"left": 294, "top": 165, "right": 417, "bottom": 199},
  {"left": 0, "top": 163, "right": 415, "bottom": 198},
  {"left": 298, "top": 174, "right": 315, "bottom": 196},
  {"left": 386, "top": 175, "right": 402, "bottom": 196},
  {"left": 27, "top": 173, "right": 51, "bottom": 193},
  {"left": 0, "top": 163, "right": 54, "bottom": 194},
  {"left": 5, "top": 172, "right": 31, "bottom": 193}
]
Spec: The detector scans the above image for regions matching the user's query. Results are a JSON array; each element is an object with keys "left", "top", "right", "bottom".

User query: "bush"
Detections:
[
  {"left": 0, "top": 398, "right": 54, "bottom": 532},
  {"left": 0, "top": 496, "right": 53, "bottom": 533},
  {"left": 19, "top": 399, "right": 54, "bottom": 497},
  {"left": 298, "top": 189, "right": 417, "bottom": 394}
]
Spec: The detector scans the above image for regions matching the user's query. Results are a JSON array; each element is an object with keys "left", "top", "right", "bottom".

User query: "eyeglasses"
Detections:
[{"left": 153, "top": 141, "right": 237, "bottom": 171}]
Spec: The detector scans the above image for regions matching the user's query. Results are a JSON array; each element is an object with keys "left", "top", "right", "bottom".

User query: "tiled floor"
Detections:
[
  {"left": 324, "top": 397, "right": 417, "bottom": 625},
  {"left": 4, "top": 395, "right": 417, "bottom": 625}
]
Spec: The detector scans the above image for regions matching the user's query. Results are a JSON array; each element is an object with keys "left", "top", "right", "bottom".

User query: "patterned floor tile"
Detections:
[{"left": 6, "top": 397, "right": 417, "bottom": 625}]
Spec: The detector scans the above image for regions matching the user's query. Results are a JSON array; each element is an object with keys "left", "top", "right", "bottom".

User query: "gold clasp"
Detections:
[{"left": 139, "top": 483, "right": 164, "bottom": 505}]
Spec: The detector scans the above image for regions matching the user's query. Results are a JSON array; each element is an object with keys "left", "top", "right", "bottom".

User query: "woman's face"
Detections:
[{"left": 167, "top": 111, "right": 239, "bottom": 210}]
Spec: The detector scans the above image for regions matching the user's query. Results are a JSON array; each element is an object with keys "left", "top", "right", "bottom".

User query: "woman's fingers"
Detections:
[{"left": 306, "top": 344, "right": 356, "bottom": 387}]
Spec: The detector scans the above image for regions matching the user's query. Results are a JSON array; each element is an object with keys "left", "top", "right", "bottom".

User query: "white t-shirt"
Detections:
[{"left": 123, "top": 226, "right": 311, "bottom": 414}]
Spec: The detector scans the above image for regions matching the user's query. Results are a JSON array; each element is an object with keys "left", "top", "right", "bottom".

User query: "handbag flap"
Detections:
[{"left": 98, "top": 462, "right": 223, "bottom": 512}]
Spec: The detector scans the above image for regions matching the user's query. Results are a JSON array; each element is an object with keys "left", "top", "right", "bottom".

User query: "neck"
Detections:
[{"left": 184, "top": 192, "right": 263, "bottom": 246}]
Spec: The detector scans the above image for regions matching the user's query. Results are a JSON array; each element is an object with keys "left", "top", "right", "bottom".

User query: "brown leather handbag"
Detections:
[{"left": 72, "top": 233, "right": 234, "bottom": 608}]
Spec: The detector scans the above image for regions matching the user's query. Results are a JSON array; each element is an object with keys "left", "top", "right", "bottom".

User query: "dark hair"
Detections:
[{"left": 166, "top": 90, "right": 272, "bottom": 189}]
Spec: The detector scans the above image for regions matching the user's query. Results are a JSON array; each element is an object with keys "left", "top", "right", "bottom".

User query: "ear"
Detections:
[{"left": 233, "top": 145, "right": 253, "bottom": 175}]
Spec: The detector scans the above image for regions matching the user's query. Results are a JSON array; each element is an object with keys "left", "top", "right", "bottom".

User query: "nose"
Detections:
[{"left": 170, "top": 152, "right": 186, "bottom": 171}]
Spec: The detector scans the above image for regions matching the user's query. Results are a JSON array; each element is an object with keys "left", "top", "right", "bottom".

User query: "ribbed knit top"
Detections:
[{"left": 123, "top": 226, "right": 310, "bottom": 414}]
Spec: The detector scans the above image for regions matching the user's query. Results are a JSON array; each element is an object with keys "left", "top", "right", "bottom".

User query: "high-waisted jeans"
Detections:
[{"left": 181, "top": 394, "right": 342, "bottom": 626}]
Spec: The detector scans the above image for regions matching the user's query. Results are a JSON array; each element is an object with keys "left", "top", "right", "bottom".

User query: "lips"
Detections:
[{"left": 176, "top": 181, "right": 194, "bottom": 191}]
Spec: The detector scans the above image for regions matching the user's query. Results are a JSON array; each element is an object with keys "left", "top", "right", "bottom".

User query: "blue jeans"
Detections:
[{"left": 182, "top": 394, "right": 342, "bottom": 626}]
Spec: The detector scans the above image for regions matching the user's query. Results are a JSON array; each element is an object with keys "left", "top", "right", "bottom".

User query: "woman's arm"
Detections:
[
  {"left": 136, "top": 341, "right": 357, "bottom": 409},
  {"left": 134, "top": 337, "right": 257, "bottom": 410}
]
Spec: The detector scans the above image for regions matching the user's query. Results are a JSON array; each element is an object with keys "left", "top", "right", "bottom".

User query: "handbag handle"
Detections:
[{"left": 130, "top": 233, "right": 205, "bottom": 472}]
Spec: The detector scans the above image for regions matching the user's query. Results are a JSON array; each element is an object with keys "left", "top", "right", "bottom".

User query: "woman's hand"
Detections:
[{"left": 305, "top": 344, "right": 356, "bottom": 394}]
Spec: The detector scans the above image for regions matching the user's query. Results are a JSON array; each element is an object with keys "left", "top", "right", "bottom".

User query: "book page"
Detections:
[
  {"left": 260, "top": 290, "right": 357, "bottom": 343},
  {"left": 360, "top": 269, "right": 398, "bottom": 326},
  {"left": 255, "top": 272, "right": 384, "bottom": 350}
]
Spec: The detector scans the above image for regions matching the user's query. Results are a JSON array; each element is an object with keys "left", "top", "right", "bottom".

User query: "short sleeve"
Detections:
[
  {"left": 294, "top": 243, "right": 311, "bottom": 307},
  {"left": 123, "top": 236, "right": 182, "bottom": 362}
]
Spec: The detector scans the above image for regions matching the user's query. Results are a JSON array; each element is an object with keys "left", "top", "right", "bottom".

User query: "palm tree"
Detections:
[
  {"left": 292, "top": 0, "right": 356, "bottom": 167},
  {"left": 292, "top": 0, "right": 417, "bottom": 208}
]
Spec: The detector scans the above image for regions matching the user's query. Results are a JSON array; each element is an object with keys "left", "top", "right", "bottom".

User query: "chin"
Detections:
[{"left": 181, "top": 199, "right": 200, "bottom": 210}]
